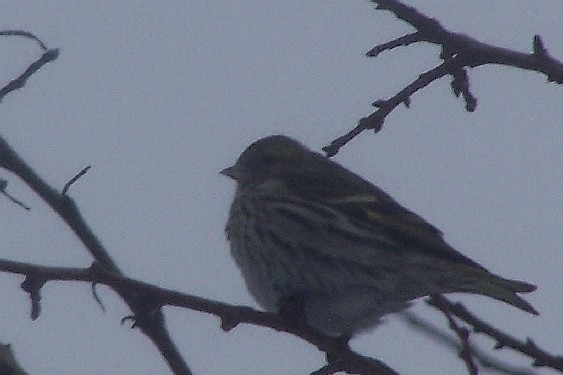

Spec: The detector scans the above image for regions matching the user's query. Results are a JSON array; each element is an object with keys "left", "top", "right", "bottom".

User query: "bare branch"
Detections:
[
  {"left": 0, "top": 30, "right": 49, "bottom": 50},
  {"left": 431, "top": 295, "right": 479, "bottom": 375},
  {"left": 428, "top": 296, "right": 563, "bottom": 373},
  {"left": 400, "top": 311, "right": 537, "bottom": 375},
  {"left": 0, "top": 258, "right": 400, "bottom": 375},
  {"left": 365, "top": 32, "right": 423, "bottom": 57},
  {"left": 325, "top": 0, "right": 563, "bottom": 154},
  {"left": 0, "top": 30, "right": 59, "bottom": 102},
  {"left": 0, "top": 136, "right": 119, "bottom": 272},
  {"left": 324, "top": 58, "right": 455, "bottom": 156},
  {"left": 0, "top": 33, "right": 192, "bottom": 372},
  {"left": 0, "top": 181, "right": 30, "bottom": 210},
  {"left": 3, "top": 256, "right": 559, "bottom": 375}
]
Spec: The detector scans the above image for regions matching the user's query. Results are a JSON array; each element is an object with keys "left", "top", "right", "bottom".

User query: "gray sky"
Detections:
[{"left": 1, "top": 1, "right": 561, "bottom": 374}]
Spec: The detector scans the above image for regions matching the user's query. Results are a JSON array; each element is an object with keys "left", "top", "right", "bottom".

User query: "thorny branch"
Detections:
[
  {"left": 3, "top": 4, "right": 562, "bottom": 374},
  {"left": 0, "top": 259, "right": 400, "bottom": 375},
  {"left": 400, "top": 311, "right": 536, "bottom": 375},
  {"left": 323, "top": 0, "right": 563, "bottom": 155},
  {"left": 0, "top": 31, "right": 192, "bottom": 375},
  {"left": 431, "top": 295, "right": 479, "bottom": 375},
  {"left": 428, "top": 296, "right": 563, "bottom": 373},
  {"left": 1, "top": 257, "right": 562, "bottom": 375}
]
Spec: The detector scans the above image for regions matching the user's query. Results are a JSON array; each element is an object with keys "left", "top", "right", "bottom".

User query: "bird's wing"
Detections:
[{"left": 281, "top": 163, "right": 482, "bottom": 268}]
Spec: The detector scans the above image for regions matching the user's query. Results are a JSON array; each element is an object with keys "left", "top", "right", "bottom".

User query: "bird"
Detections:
[{"left": 222, "top": 135, "right": 537, "bottom": 337}]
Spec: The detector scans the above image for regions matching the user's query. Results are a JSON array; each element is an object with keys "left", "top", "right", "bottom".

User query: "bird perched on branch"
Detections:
[{"left": 222, "top": 135, "right": 537, "bottom": 337}]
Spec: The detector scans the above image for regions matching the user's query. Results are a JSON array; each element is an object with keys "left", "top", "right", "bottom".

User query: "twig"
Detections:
[
  {"left": 0, "top": 258, "right": 401, "bottom": 375},
  {"left": 0, "top": 30, "right": 59, "bottom": 102},
  {"left": 400, "top": 311, "right": 536, "bottom": 375},
  {"left": 0, "top": 33, "right": 192, "bottom": 374},
  {"left": 428, "top": 295, "right": 563, "bottom": 372},
  {"left": 325, "top": 0, "right": 563, "bottom": 155},
  {"left": 431, "top": 295, "right": 479, "bottom": 375},
  {"left": 62, "top": 165, "right": 91, "bottom": 195},
  {"left": 1, "top": 189, "right": 31, "bottom": 210},
  {"left": 324, "top": 58, "right": 456, "bottom": 156},
  {"left": 0, "top": 30, "right": 49, "bottom": 50},
  {"left": 365, "top": 32, "right": 423, "bottom": 57},
  {"left": 0, "top": 135, "right": 192, "bottom": 375},
  {"left": 91, "top": 282, "right": 107, "bottom": 313}
]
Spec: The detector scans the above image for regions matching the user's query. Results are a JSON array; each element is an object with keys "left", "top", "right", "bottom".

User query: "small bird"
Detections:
[{"left": 222, "top": 135, "right": 537, "bottom": 337}]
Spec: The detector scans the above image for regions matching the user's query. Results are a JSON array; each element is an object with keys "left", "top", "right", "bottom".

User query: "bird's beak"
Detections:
[{"left": 220, "top": 165, "right": 238, "bottom": 180}]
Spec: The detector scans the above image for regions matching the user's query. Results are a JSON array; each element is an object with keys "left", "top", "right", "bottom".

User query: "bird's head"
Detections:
[{"left": 221, "top": 135, "right": 311, "bottom": 188}]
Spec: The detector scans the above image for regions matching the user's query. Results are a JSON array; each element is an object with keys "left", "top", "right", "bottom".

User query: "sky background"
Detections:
[{"left": 1, "top": 1, "right": 561, "bottom": 374}]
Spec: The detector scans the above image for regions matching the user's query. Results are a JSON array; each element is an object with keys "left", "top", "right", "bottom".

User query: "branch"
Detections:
[
  {"left": 0, "top": 136, "right": 192, "bottom": 375},
  {"left": 0, "top": 29, "right": 400, "bottom": 375},
  {"left": 428, "top": 296, "right": 563, "bottom": 373},
  {"left": 0, "top": 178, "right": 30, "bottom": 210},
  {"left": 0, "top": 33, "right": 192, "bottom": 375},
  {"left": 0, "top": 258, "right": 400, "bottom": 375},
  {"left": 3, "top": 257, "right": 560, "bottom": 375},
  {"left": 370, "top": 0, "right": 563, "bottom": 78},
  {"left": 431, "top": 296, "right": 479, "bottom": 375},
  {"left": 324, "top": 0, "right": 563, "bottom": 155},
  {"left": 400, "top": 311, "right": 536, "bottom": 375},
  {"left": 0, "top": 30, "right": 59, "bottom": 102},
  {"left": 324, "top": 58, "right": 456, "bottom": 156}
]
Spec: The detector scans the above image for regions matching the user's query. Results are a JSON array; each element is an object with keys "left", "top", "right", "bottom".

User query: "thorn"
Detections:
[
  {"left": 372, "top": 99, "right": 386, "bottom": 108},
  {"left": 532, "top": 35, "right": 547, "bottom": 57},
  {"left": 221, "top": 316, "right": 239, "bottom": 332}
]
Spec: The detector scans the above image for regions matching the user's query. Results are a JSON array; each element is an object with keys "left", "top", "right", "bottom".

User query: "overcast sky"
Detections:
[{"left": 1, "top": 1, "right": 561, "bottom": 374}]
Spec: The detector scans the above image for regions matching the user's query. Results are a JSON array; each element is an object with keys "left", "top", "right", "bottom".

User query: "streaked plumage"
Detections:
[{"left": 222, "top": 135, "right": 537, "bottom": 337}]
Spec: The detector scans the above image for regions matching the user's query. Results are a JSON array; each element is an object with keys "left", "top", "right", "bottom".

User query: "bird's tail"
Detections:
[{"left": 477, "top": 273, "right": 538, "bottom": 315}]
